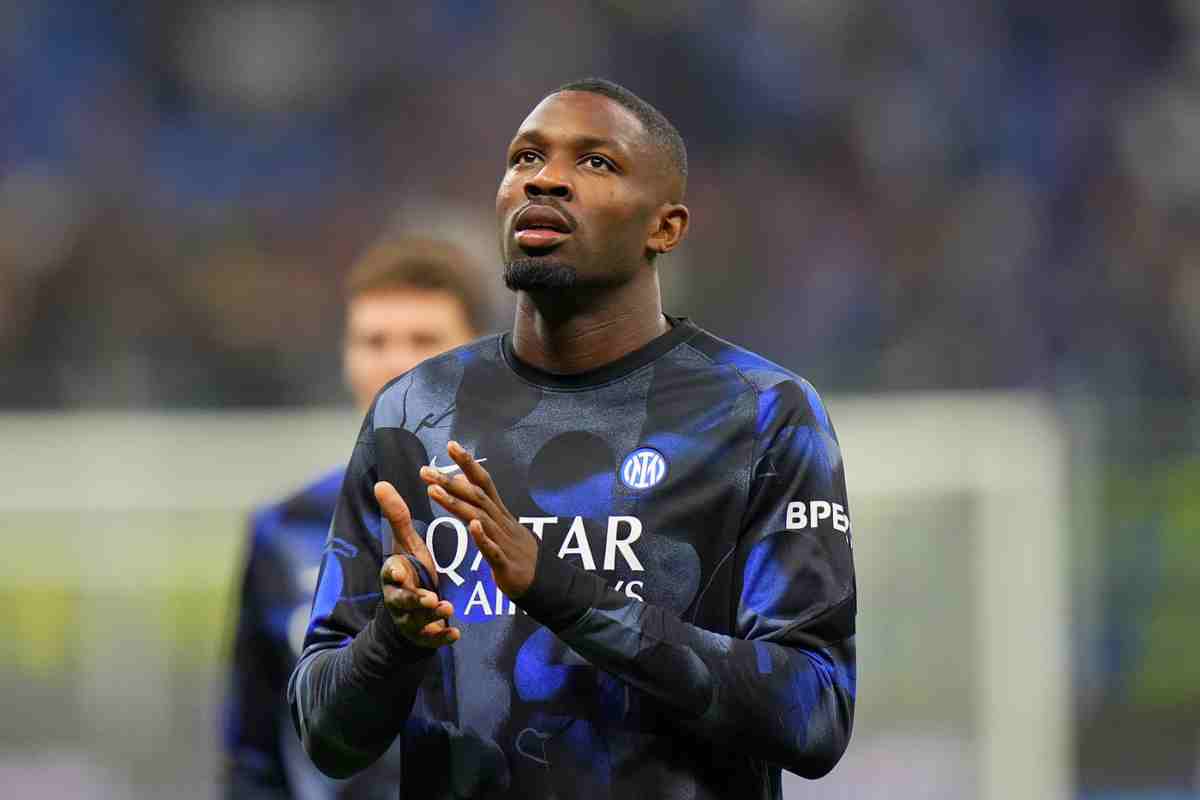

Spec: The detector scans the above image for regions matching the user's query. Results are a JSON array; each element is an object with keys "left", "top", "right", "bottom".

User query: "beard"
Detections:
[{"left": 503, "top": 257, "right": 579, "bottom": 292}]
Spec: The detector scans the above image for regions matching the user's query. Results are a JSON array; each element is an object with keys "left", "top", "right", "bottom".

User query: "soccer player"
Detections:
[
  {"left": 289, "top": 79, "right": 856, "bottom": 799},
  {"left": 223, "top": 237, "right": 486, "bottom": 799}
]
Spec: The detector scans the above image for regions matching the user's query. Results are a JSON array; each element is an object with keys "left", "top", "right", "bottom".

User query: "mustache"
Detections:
[{"left": 516, "top": 198, "right": 579, "bottom": 231}]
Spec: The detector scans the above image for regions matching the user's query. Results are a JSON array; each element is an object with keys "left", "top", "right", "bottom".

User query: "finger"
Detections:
[
  {"left": 417, "top": 619, "right": 461, "bottom": 644},
  {"left": 418, "top": 465, "right": 456, "bottom": 490},
  {"left": 469, "top": 518, "right": 505, "bottom": 565},
  {"left": 382, "top": 584, "right": 438, "bottom": 611},
  {"left": 419, "top": 466, "right": 496, "bottom": 512},
  {"left": 427, "top": 483, "right": 490, "bottom": 528},
  {"left": 407, "top": 599, "right": 455, "bottom": 622},
  {"left": 380, "top": 557, "right": 442, "bottom": 599},
  {"left": 424, "top": 472, "right": 501, "bottom": 521},
  {"left": 375, "top": 481, "right": 429, "bottom": 560},
  {"left": 380, "top": 555, "right": 414, "bottom": 588},
  {"left": 418, "top": 626, "right": 461, "bottom": 648},
  {"left": 448, "top": 440, "right": 506, "bottom": 509}
]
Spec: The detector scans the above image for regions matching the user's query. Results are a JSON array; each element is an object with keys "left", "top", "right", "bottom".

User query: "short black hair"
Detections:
[{"left": 554, "top": 78, "right": 688, "bottom": 196}]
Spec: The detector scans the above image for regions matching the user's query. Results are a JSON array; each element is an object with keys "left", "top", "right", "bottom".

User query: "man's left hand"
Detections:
[{"left": 419, "top": 441, "right": 538, "bottom": 598}]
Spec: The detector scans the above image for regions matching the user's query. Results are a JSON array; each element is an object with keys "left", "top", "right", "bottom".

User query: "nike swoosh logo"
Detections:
[{"left": 429, "top": 455, "right": 487, "bottom": 476}]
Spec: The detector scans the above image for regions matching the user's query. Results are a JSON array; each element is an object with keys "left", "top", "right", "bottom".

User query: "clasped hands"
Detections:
[{"left": 375, "top": 441, "right": 538, "bottom": 649}]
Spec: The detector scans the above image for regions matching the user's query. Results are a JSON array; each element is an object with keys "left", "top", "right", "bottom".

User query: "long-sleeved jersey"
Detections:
[
  {"left": 289, "top": 317, "right": 856, "bottom": 799},
  {"left": 224, "top": 467, "right": 403, "bottom": 800}
]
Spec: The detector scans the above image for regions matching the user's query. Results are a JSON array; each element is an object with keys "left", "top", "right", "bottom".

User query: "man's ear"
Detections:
[{"left": 647, "top": 204, "right": 690, "bottom": 256}]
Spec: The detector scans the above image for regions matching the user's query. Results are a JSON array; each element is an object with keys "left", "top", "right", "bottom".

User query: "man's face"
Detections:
[
  {"left": 496, "top": 91, "right": 669, "bottom": 290},
  {"left": 343, "top": 288, "right": 476, "bottom": 411}
]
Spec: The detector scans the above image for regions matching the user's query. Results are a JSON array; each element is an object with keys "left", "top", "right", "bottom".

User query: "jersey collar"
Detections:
[{"left": 500, "top": 316, "right": 698, "bottom": 390}]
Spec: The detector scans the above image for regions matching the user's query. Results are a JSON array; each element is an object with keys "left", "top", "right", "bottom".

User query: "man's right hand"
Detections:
[{"left": 375, "top": 481, "right": 460, "bottom": 648}]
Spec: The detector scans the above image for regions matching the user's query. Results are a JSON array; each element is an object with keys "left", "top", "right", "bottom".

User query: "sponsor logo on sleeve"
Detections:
[{"left": 786, "top": 500, "right": 851, "bottom": 534}]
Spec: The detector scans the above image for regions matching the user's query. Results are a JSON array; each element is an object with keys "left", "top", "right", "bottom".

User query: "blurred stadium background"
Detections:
[{"left": 1, "top": 1, "right": 1197, "bottom": 798}]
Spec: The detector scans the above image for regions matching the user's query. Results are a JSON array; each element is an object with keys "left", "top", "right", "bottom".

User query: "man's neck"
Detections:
[{"left": 511, "top": 269, "right": 670, "bottom": 375}]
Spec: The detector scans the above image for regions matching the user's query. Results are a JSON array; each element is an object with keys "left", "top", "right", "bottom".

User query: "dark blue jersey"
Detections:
[
  {"left": 289, "top": 318, "right": 856, "bottom": 799},
  {"left": 224, "top": 467, "right": 402, "bottom": 800}
]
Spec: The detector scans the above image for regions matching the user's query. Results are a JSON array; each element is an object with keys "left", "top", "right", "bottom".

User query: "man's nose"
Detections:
[{"left": 524, "top": 164, "right": 571, "bottom": 200}]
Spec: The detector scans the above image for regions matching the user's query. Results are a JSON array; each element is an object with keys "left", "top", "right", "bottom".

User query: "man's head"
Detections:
[
  {"left": 497, "top": 78, "right": 689, "bottom": 293},
  {"left": 343, "top": 238, "right": 485, "bottom": 410}
]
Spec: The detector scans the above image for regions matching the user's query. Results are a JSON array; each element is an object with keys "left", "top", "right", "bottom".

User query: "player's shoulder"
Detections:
[
  {"left": 371, "top": 334, "right": 504, "bottom": 423},
  {"left": 684, "top": 324, "right": 834, "bottom": 434},
  {"left": 248, "top": 465, "right": 345, "bottom": 548}
]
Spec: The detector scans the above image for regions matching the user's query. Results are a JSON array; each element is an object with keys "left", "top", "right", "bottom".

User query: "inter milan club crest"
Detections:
[{"left": 620, "top": 447, "right": 668, "bottom": 490}]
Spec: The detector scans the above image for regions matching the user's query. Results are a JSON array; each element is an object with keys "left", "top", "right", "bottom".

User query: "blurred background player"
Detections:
[{"left": 222, "top": 237, "right": 487, "bottom": 799}]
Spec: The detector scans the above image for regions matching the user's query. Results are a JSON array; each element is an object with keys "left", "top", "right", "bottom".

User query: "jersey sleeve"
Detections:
[
  {"left": 221, "top": 515, "right": 292, "bottom": 799},
  {"left": 286, "top": 403, "right": 436, "bottom": 779},
  {"left": 517, "top": 378, "right": 856, "bottom": 778}
]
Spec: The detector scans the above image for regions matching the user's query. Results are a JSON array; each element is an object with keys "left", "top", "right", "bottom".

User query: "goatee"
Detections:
[{"left": 503, "top": 258, "right": 578, "bottom": 292}]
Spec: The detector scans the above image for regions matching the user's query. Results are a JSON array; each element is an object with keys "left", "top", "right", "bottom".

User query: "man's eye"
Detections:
[
  {"left": 513, "top": 151, "right": 539, "bottom": 166},
  {"left": 584, "top": 155, "right": 613, "bottom": 171}
]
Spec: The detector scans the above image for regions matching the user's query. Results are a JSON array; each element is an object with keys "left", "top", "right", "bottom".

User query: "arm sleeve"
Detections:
[
  {"left": 221, "top": 518, "right": 291, "bottom": 799},
  {"left": 517, "top": 379, "right": 857, "bottom": 778},
  {"left": 286, "top": 406, "right": 437, "bottom": 779}
]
